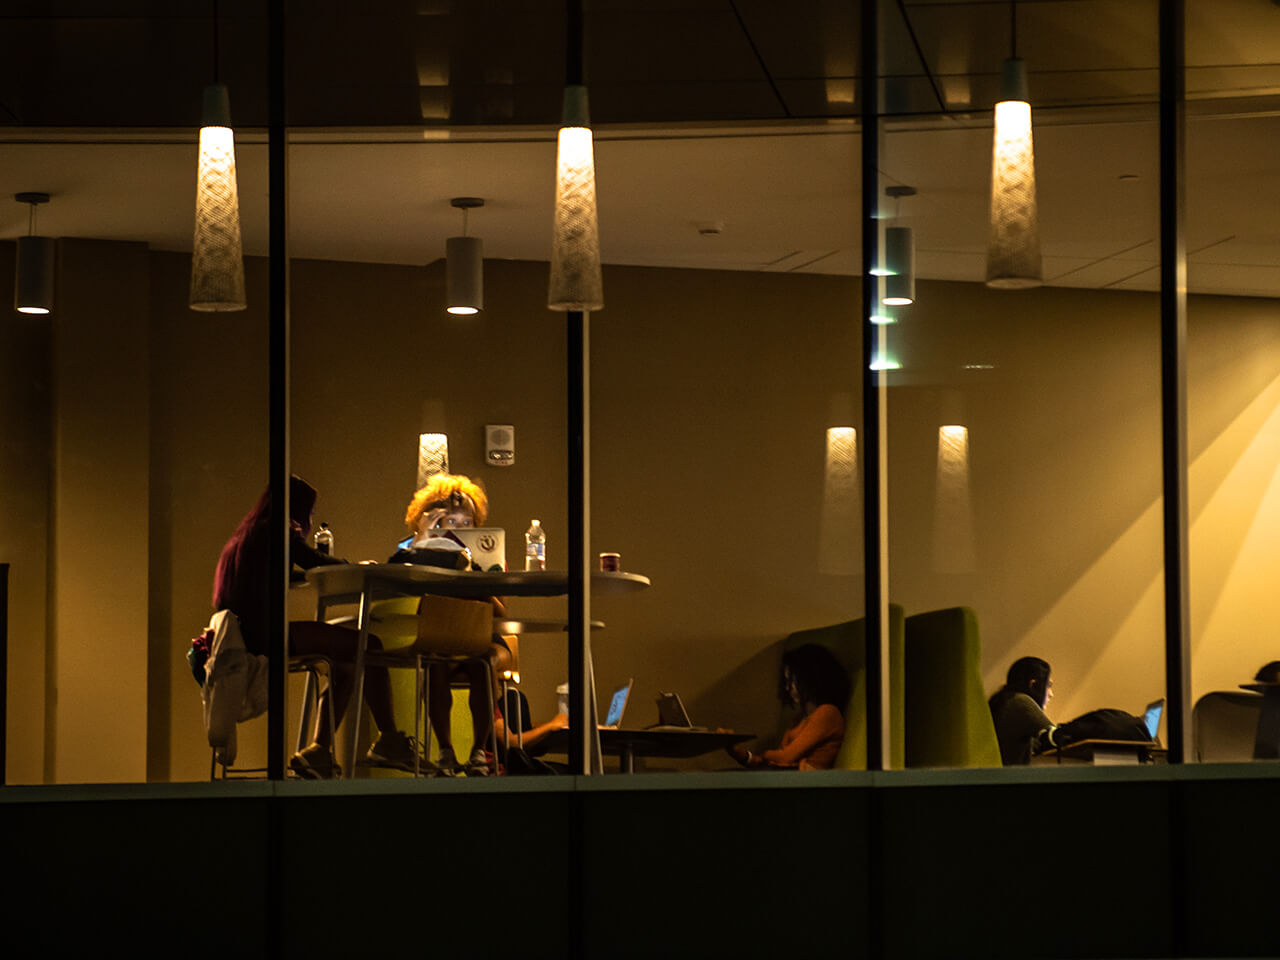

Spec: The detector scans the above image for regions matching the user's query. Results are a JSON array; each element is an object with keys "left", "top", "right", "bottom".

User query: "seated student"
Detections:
[
  {"left": 730, "top": 643, "right": 851, "bottom": 770},
  {"left": 493, "top": 688, "right": 570, "bottom": 775},
  {"left": 988, "top": 656, "right": 1066, "bottom": 765},
  {"left": 213, "top": 475, "right": 426, "bottom": 778},
  {"left": 396, "top": 473, "right": 512, "bottom": 776}
]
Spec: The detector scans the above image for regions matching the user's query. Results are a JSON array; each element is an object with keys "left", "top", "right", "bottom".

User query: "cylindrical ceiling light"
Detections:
[
  {"left": 884, "top": 226, "right": 915, "bottom": 306},
  {"left": 882, "top": 184, "right": 916, "bottom": 306},
  {"left": 14, "top": 192, "right": 54, "bottom": 315},
  {"left": 446, "top": 197, "right": 484, "bottom": 315},
  {"left": 985, "top": 2, "right": 1042, "bottom": 290},
  {"left": 548, "top": 84, "right": 604, "bottom": 312}
]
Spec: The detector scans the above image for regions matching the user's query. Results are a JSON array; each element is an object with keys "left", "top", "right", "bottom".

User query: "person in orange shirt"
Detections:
[{"left": 731, "top": 643, "right": 850, "bottom": 770}]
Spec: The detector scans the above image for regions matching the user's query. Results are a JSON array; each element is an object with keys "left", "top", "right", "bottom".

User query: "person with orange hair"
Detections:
[{"left": 396, "top": 473, "right": 512, "bottom": 776}]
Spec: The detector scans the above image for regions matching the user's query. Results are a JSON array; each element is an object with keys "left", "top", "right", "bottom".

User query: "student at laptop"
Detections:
[
  {"left": 398, "top": 473, "right": 512, "bottom": 776},
  {"left": 988, "top": 656, "right": 1067, "bottom": 765},
  {"left": 730, "top": 644, "right": 850, "bottom": 770}
]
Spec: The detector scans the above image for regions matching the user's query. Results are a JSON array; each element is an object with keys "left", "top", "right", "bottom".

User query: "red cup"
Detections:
[{"left": 599, "top": 552, "right": 621, "bottom": 572}]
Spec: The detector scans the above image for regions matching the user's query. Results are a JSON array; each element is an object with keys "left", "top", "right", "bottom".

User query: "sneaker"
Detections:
[
  {"left": 290, "top": 742, "right": 341, "bottom": 779},
  {"left": 464, "top": 746, "right": 492, "bottom": 777},
  {"left": 435, "top": 745, "right": 460, "bottom": 777},
  {"left": 366, "top": 730, "right": 434, "bottom": 775}
]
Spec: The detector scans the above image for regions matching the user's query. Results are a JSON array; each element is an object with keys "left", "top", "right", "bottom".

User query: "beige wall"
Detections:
[{"left": 5, "top": 247, "right": 1279, "bottom": 780}]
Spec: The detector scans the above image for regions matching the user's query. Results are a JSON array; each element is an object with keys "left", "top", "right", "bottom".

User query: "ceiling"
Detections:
[{"left": 1, "top": 1, "right": 1278, "bottom": 297}]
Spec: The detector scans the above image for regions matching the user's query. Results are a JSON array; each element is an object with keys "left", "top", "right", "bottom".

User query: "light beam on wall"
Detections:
[
  {"left": 819, "top": 427, "right": 862, "bottom": 575},
  {"left": 548, "top": 85, "right": 604, "bottom": 312},
  {"left": 932, "top": 425, "right": 977, "bottom": 573},
  {"left": 189, "top": 82, "right": 246, "bottom": 312}
]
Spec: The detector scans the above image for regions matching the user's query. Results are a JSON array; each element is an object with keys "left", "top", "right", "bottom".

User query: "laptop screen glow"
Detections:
[{"left": 604, "top": 680, "right": 632, "bottom": 727}]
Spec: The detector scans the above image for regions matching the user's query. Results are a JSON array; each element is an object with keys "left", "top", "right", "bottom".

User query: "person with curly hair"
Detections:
[
  {"left": 731, "top": 643, "right": 851, "bottom": 770},
  {"left": 397, "top": 473, "right": 511, "bottom": 776}
]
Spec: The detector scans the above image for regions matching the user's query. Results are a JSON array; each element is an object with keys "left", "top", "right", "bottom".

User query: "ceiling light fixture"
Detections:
[
  {"left": 883, "top": 185, "right": 917, "bottom": 306},
  {"left": 548, "top": 0, "right": 603, "bottom": 313},
  {"left": 447, "top": 197, "right": 484, "bottom": 315},
  {"left": 14, "top": 192, "right": 55, "bottom": 315},
  {"left": 985, "top": 0, "right": 1042, "bottom": 290},
  {"left": 189, "top": 0, "right": 246, "bottom": 312}
]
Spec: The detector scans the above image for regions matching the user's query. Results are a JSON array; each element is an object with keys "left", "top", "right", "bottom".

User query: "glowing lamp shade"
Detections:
[
  {"left": 883, "top": 226, "right": 915, "bottom": 305},
  {"left": 548, "top": 86, "right": 604, "bottom": 312},
  {"left": 417, "top": 432, "right": 449, "bottom": 488},
  {"left": 446, "top": 236, "right": 483, "bottom": 315},
  {"left": 15, "top": 236, "right": 55, "bottom": 314},
  {"left": 190, "top": 84, "right": 246, "bottom": 312},
  {"left": 985, "top": 59, "right": 1042, "bottom": 290}
]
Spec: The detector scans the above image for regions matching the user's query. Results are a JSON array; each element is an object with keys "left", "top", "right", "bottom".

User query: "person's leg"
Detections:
[
  {"left": 467, "top": 641, "right": 514, "bottom": 754},
  {"left": 288, "top": 621, "right": 397, "bottom": 741},
  {"left": 428, "top": 662, "right": 454, "bottom": 757}
]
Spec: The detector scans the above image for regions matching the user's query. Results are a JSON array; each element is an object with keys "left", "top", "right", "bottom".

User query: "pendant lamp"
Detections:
[
  {"left": 14, "top": 192, "right": 55, "bottom": 315},
  {"left": 189, "top": 2, "right": 246, "bottom": 312},
  {"left": 985, "top": 0, "right": 1042, "bottom": 289},
  {"left": 548, "top": 84, "right": 604, "bottom": 312},
  {"left": 883, "top": 185, "right": 916, "bottom": 306},
  {"left": 447, "top": 197, "right": 484, "bottom": 315}
]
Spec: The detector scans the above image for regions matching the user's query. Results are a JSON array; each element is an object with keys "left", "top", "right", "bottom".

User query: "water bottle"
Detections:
[
  {"left": 314, "top": 522, "right": 334, "bottom": 557},
  {"left": 525, "top": 519, "right": 546, "bottom": 571}
]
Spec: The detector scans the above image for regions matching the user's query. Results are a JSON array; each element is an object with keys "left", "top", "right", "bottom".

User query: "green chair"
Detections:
[
  {"left": 903, "top": 606, "right": 1002, "bottom": 768},
  {"left": 779, "top": 604, "right": 905, "bottom": 770}
]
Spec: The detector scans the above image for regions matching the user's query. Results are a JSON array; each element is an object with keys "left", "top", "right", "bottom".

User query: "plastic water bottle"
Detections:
[
  {"left": 525, "top": 519, "right": 546, "bottom": 571},
  {"left": 314, "top": 522, "right": 334, "bottom": 557}
]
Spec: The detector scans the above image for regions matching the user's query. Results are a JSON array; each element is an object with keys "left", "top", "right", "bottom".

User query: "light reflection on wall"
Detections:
[
  {"left": 819, "top": 426, "right": 862, "bottom": 575},
  {"left": 932, "top": 424, "right": 976, "bottom": 573}
]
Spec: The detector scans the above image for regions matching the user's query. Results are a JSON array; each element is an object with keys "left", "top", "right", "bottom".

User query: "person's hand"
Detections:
[
  {"left": 715, "top": 726, "right": 735, "bottom": 734},
  {"left": 550, "top": 712, "right": 570, "bottom": 730}
]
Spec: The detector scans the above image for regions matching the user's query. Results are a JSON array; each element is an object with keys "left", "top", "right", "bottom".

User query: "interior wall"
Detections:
[
  {"left": 51, "top": 239, "right": 151, "bottom": 783},
  {"left": 0, "top": 241, "right": 52, "bottom": 785}
]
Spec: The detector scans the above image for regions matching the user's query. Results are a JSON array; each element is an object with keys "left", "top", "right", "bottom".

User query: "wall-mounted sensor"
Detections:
[{"left": 485, "top": 424, "right": 514, "bottom": 466}]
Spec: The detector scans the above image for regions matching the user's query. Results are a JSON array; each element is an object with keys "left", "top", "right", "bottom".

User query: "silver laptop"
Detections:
[
  {"left": 601, "top": 678, "right": 633, "bottom": 729},
  {"left": 654, "top": 691, "right": 707, "bottom": 731},
  {"left": 447, "top": 527, "right": 507, "bottom": 572}
]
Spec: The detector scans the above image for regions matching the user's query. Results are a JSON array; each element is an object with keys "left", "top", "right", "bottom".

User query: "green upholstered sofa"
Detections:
[
  {"left": 903, "top": 606, "right": 1002, "bottom": 768},
  {"left": 779, "top": 604, "right": 905, "bottom": 769}
]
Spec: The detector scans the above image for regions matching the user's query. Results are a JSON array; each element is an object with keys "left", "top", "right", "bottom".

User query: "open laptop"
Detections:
[
  {"left": 1141, "top": 698, "right": 1165, "bottom": 744},
  {"left": 396, "top": 527, "right": 507, "bottom": 571},
  {"left": 653, "top": 691, "right": 708, "bottom": 732},
  {"left": 600, "top": 678, "right": 633, "bottom": 729},
  {"left": 447, "top": 527, "right": 506, "bottom": 572}
]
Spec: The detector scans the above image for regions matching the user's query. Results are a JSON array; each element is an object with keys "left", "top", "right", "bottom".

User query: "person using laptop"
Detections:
[
  {"left": 730, "top": 643, "right": 850, "bottom": 770},
  {"left": 988, "top": 656, "right": 1067, "bottom": 765},
  {"left": 398, "top": 473, "right": 512, "bottom": 776}
]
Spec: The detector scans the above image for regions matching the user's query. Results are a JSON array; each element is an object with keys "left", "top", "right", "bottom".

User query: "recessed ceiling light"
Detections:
[{"left": 962, "top": 363, "right": 995, "bottom": 370}]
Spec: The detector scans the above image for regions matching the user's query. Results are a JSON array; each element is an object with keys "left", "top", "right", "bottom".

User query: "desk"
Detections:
[
  {"left": 1036, "top": 739, "right": 1166, "bottom": 766},
  {"left": 1239, "top": 682, "right": 1280, "bottom": 759},
  {"left": 306, "top": 563, "right": 650, "bottom": 775},
  {"left": 542, "top": 728, "right": 754, "bottom": 773}
]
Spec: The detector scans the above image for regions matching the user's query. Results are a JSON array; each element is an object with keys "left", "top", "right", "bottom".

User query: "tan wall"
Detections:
[
  {"left": 0, "top": 241, "right": 52, "bottom": 785},
  {"left": 51, "top": 239, "right": 152, "bottom": 782},
  {"left": 6, "top": 248, "right": 1279, "bottom": 780}
]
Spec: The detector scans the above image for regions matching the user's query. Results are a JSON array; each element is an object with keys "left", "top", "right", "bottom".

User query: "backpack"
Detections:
[{"left": 1057, "top": 708, "right": 1152, "bottom": 744}]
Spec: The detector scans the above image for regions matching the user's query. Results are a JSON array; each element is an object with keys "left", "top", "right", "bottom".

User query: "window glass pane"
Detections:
[
  {"left": 882, "top": 0, "right": 1164, "bottom": 768},
  {"left": 1186, "top": 0, "right": 1280, "bottom": 762}
]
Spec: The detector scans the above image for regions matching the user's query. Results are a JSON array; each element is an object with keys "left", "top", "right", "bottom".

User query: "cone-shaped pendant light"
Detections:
[
  {"left": 548, "top": 85, "right": 603, "bottom": 311},
  {"left": 985, "top": 2, "right": 1042, "bottom": 289},
  {"left": 190, "top": 81, "right": 246, "bottom": 311}
]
